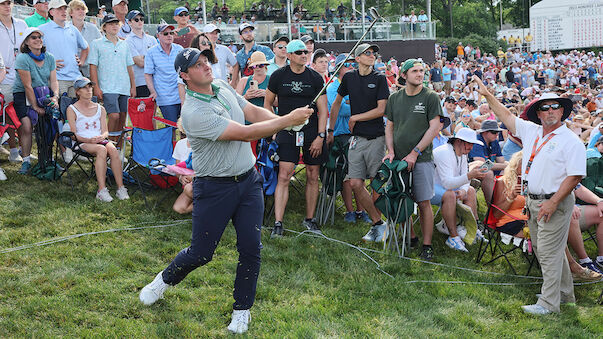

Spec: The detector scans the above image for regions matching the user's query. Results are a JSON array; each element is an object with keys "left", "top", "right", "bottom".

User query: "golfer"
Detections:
[
  {"left": 139, "top": 48, "right": 312, "bottom": 334},
  {"left": 474, "top": 75, "right": 586, "bottom": 315}
]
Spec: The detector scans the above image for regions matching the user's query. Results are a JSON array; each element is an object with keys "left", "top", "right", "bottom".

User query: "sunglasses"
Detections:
[
  {"left": 294, "top": 50, "right": 309, "bottom": 55},
  {"left": 131, "top": 17, "right": 143, "bottom": 22},
  {"left": 178, "top": 12, "right": 189, "bottom": 17},
  {"left": 29, "top": 34, "right": 42, "bottom": 40},
  {"left": 275, "top": 45, "right": 287, "bottom": 49},
  {"left": 198, "top": 41, "right": 210, "bottom": 46},
  {"left": 538, "top": 103, "right": 561, "bottom": 111},
  {"left": 462, "top": 115, "right": 471, "bottom": 118},
  {"left": 488, "top": 130, "right": 499, "bottom": 135},
  {"left": 251, "top": 64, "right": 266, "bottom": 70},
  {"left": 162, "top": 31, "right": 175, "bottom": 36},
  {"left": 343, "top": 62, "right": 357, "bottom": 68},
  {"left": 362, "top": 50, "right": 376, "bottom": 56}
]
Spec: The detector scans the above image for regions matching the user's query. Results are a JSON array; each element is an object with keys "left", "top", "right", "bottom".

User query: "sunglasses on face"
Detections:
[
  {"left": 199, "top": 40, "right": 210, "bottom": 46},
  {"left": 462, "top": 115, "right": 471, "bottom": 118},
  {"left": 343, "top": 62, "right": 357, "bottom": 68},
  {"left": 538, "top": 103, "right": 561, "bottom": 111},
  {"left": 251, "top": 64, "right": 266, "bottom": 70},
  {"left": 178, "top": 12, "right": 189, "bottom": 17},
  {"left": 131, "top": 17, "right": 143, "bottom": 22},
  {"left": 162, "top": 31, "right": 175, "bottom": 36},
  {"left": 489, "top": 130, "right": 499, "bottom": 135},
  {"left": 29, "top": 34, "right": 42, "bottom": 40},
  {"left": 294, "top": 50, "right": 309, "bottom": 55},
  {"left": 275, "top": 45, "right": 287, "bottom": 49},
  {"left": 363, "top": 50, "right": 376, "bottom": 56}
]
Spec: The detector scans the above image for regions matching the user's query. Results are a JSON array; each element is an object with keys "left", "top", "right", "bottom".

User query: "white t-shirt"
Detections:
[
  {"left": 433, "top": 143, "right": 470, "bottom": 192},
  {"left": 172, "top": 137, "right": 192, "bottom": 162}
]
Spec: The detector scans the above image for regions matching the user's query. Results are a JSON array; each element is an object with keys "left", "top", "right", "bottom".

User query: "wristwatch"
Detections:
[
  {"left": 413, "top": 147, "right": 422, "bottom": 155},
  {"left": 318, "top": 132, "right": 326, "bottom": 138}
]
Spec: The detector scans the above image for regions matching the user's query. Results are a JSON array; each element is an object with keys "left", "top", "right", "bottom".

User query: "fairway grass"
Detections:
[{"left": 1, "top": 160, "right": 602, "bottom": 338}]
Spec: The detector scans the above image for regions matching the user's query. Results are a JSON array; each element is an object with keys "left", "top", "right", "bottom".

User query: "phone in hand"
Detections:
[
  {"left": 249, "top": 79, "right": 258, "bottom": 90},
  {"left": 177, "top": 27, "right": 190, "bottom": 36},
  {"left": 98, "top": 139, "right": 109, "bottom": 145},
  {"left": 479, "top": 159, "right": 494, "bottom": 171}
]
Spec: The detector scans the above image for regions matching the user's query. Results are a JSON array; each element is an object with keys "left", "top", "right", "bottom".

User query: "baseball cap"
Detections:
[
  {"left": 111, "top": 0, "right": 127, "bottom": 7},
  {"left": 101, "top": 14, "right": 120, "bottom": 27},
  {"left": 286, "top": 39, "right": 306, "bottom": 53},
  {"left": 48, "top": 0, "right": 67, "bottom": 10},
  {"left": 335, "top": 53, "right": 351, "bottom": 67},
  {"left": 354, "top": 43, "right": 379, "bottom": 57},
  {"left": 174, "top": 7, "right": 188, "bottom": 16},
  {"left": 273, "top": 36, "right": 289, "bottom": 46},
  {"left": 157, "top": 24, "right": 175, "bottom": 34},
  {"left": 400, "top": 58, "right": 423, "bottom": 73},
  {"left": 174, "top": 48, "right": 216, "bottom": 74},
  {"left": 444, "top": 96, "right": 457, "bottom": 103},
  {"left": 300, "top": 35, "right": 314, "bottom": 44},
  {"left": 126, "top": 10, "right": 144, "bottom": 21},
  {"left": 238, "top": 23, "right": 254, "bottom": 35},
  {"left": 73, "top": 77, "right": 95, "bottom": 89},
  {"left": 203, "top": 24, "right": 220, "bottom": 33}
]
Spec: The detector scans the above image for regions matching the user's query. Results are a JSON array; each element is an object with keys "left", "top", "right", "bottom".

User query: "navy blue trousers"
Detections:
[{"left": 162, "top": 170, "right": 263, "bottom": 310}]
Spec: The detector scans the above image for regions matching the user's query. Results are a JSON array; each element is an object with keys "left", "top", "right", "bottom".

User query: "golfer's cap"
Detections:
[
  {"left": 238, "top": 23, "right": 254, "bottom": 34},
  {"left": 335, "top": 53, "right": 351, "bottom": 66},
  {"left": 300, "top": 35, "right": 314, "bottom": 43},
  {"left": 286, "top": 39, "right": 306, "bottom": 53},
  {"left": 174, "top": 48, "right": 215, "bottom": 74},
  {"left": 73, "top": 77, "right": 94, "bottom": 89},
  {"left": 203, "top": 24, "right": 220, "bottom": 33},
  {"left": 48, "top": 0, "right": 67, "bottom": 10},
  {"left": 157, "top": 24, "right": 175, "bottom": 33},
  {"left": 401, "top": 58, "right": 422, "bottom": 73},
  {"left": 101, "top": 14, "right": 120, "bottom": 27},
  {"left": 126, "top": 10, "right": 144, "bottom": 21},
  {"left": 354, "top": 43, "right": 379, "bottom": 57},
  {"left": 111, "top": 0, "right": 127, "bottom": 7},
  {"left": 273, "top": 36, "right": 289, "bottom": 46},
  {"left": 174, "top": 7, "right": 188, "bottom": 16}
]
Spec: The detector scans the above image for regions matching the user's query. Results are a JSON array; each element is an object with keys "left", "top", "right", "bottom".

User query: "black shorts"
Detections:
[
  {"left": 136, "top": 85, "right": 150, "bottom": 98},
  {"left": 13, "top": 92, "right": 28, "bottom": 120},
  {"left": 276, "top": 129, "right": 328, "bottom": 165},
  {"left": 497, "top": 220, "right": 525, "bottom": 236}
]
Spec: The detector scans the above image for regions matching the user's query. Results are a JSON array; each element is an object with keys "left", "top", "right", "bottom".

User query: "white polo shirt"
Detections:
[
  {"left": 0, "top": 18, "right": 28, "bottom": 85},
  {"left": 515, "top": 117, "right": 586, "bottom": 195}
]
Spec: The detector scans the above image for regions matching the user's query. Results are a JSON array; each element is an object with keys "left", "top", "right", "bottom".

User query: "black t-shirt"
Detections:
[
  {"left": 268, "top": 65, "right": 324, "bottom": 132},
  {"left": 337, "top": 70, "right": 389, "bottom": 139},
  {"left": 505, "top": 70, "right": 514, "bottom": 82}
]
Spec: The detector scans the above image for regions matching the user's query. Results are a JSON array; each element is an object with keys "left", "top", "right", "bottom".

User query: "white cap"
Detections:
[
  {"left": 48, "top": 0, "right": 67, "bottom": 10},
  {"left": 112, "top": 0, "right": 128, "bottom": 7},
  {"left": 203, "top": 24, "right": 220, "bottom": 33}
]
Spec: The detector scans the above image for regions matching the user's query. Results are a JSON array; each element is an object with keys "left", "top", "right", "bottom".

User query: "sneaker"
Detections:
[
  {"left": 96, "top": 188, "right": 114, "bottom": 202},
  {"left": 435, "top": 219, "right": 449, "bottom": 235},
  {"left": 17, "top": 161, "right": 31, "bottom": 175},
  {"left": 374, "top": 222, "right": 388, "bottom": 242},
  {"left": 302, "top": 218, "right": 321, "bottom": 234},
  {"left": 475, "top": 229, "right": 488, "bottom": 243},
  {"left": 420, "top": 246, "right": 434, "bottom": 261},
  {"left": 116, "top": 186, "right": 130, "bottom": 200},
  {"left": 521, "top": 304, "right": 552, "bottom": 315},
  {"left": 356, "top": 211, "right": 372, "bottom": 223},
  {"left": 227, "top": 309, "right": 251, "bottom": 334},
  {"left": 9, "top": 152, "right": 23, "bottom": 163},
  {"left": 344, "top": 212, "right": 356, "bottom": 223},
  {"left": 445, "top": 236, "right": 469, "bottom": 252},
  {"left": 139, "top": 271, "right": 169, "bottom": 305},
  {"left": 410, "top": 237, "right": 419, "bottom": 249},
  {"left": 362, "top": 225, "right": 380, "bottom": 242},
  {"left": 596, "top": 260, "right": 603, "bottom": 271},
  {"left": 0, "top": 167, "right": 6, "bottom": 181},
  {"left": 572, "top": 267, "right": 602, "bottom": 282},
  {"left": 271, "top": 221, "right": 284, "bottom": 238},
  {"left": 580, "top": 261, "right": 603, "bottom": 275}
]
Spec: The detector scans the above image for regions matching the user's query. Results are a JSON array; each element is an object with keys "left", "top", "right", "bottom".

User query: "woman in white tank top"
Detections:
[{"left": 66, "top": 78, "right": 129, "bottom": 202}]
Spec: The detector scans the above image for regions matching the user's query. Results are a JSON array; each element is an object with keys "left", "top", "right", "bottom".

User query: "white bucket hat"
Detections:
[{"left": 450, "top": 128, "right": 483, "bottom": 146}]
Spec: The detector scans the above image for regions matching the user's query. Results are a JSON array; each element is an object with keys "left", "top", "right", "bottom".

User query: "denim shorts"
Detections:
[{"left": 103, "top": 93, "right": 128, "bottom": 113}]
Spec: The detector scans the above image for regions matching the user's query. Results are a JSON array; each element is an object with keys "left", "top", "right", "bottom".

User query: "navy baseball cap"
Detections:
[
  {"left": 157, "top": 24, "right": 175, "bottom": 34},
  {"left": 126, "top": 10, "right": 144, "bottom": 21},
  {"left": 174, "top": 48, "right": 216, "bottom": 74}
]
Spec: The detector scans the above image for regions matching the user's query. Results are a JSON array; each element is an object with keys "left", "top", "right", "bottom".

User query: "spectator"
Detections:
[
  {"left": 25, "top": 0, "right": 51, "bottom": 27},
  {"left": 0, "top": 0, "right": 28, "bottom": 164},
  {"left": 203, "top": 24, "right": 237, "bottom": 82},
  {"left": 432, "top": 128, "right": 486, "bottom": 252},
  {"left": 235, "top": 51, "right": 269, "bottom": 109},
  {"left": 66, "top": 78, "right": 129, "bottom": 202},
  {"left": 233, "top": 23, "right": 274, "bottom": 87},
  {"left": 68, "top": 0, "right": 101, "bottom": 78},
  {"left": 442, "top": 61, "right": 452, "bottom": 94},
  {"left": 430, "top": 61, "right": 443, "bottom": 92},
  {"left": 456, "top": 42, "right": 464, "bottom": 60},
  {"left": 39, "top": 0, "right": 89, "bottom": 98},
  {"left": 12, "top": 27, "right": 58, "bottom": 175},
  {"left": 111, "top": 0, "right": 130, "bottom": 39},
  {"left": 468, "top": 120, "right": 507, "bottom": 202},
  {"left": 173, "top": 7, "right": 199, "bottom": 48},
  {"left": 586, "top": 135, "right": 603, "bottom": 158},
  {"left": 144, "top": 24, "right": 184, "bottom": 124},
  {"left": 568, "top": 184, "right": 603, "bottom": 274},
  {"left": 310, "top": 48, "right": 329, "bottom": 83},
  {"left": 88, "top": 14, "right": 135, "bottom": 142},
  {"left": 97, "top": 5, "right": 107, "bottom": 19},
  {"left": 266, "top": 36, "right": 289, "bottom": 76},
  {"left": 125, "top": 10, "right": 156, "bottom": 98},
  {"left": 265, "top": 39, "right": 328, "bottom": 237}
]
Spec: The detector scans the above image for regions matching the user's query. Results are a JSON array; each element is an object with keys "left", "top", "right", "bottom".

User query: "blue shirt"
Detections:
[
  {"left": 88, "top": 37, "right": 134, "bottom": 95},
  {"left": 126, "top": 32, "right": 157, "bottom": 87},
  {"left": 588, "top": 131, "right": 601, "bottom": 149},
  {"left": 144, "top": 43, "right": 183, "bottom": 106},
  {"left": 432, "top": 133, "right": 449, "bottom": 149},
  {"left": 39, "top": 21, "right": 88, "bottom": 81},
  {"left": 235, "top": 44, "right": 274, "bottom": 75},
  {"left": 469, "top": 133, "right": 502, "bottom": 163},
  {"left": 326, "top": 77, "right": 351, "bottom": 136},
  {"left": 586, "top": 147, "right": 601, "bottom": 159},
  {"left": 442, "top": 66, "right": 452, "bottom": 81}
]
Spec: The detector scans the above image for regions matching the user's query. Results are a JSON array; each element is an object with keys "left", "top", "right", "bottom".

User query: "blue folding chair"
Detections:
[{"left": 123, "top": 127, "right": 177, "bottom": 209}]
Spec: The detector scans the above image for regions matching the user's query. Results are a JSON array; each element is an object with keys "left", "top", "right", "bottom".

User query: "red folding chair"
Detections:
[{"left": 0, "top": 94, "right": 21, "bottom": 137}]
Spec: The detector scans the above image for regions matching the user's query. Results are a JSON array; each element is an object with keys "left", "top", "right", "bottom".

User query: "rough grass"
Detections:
[{"left": 0, "top": 158, "right": 602, "bottom": 338}]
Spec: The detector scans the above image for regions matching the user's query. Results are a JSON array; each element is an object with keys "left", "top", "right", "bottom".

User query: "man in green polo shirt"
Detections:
[{"left": 25, "top": 0, "right": 51, "bottom": 27}]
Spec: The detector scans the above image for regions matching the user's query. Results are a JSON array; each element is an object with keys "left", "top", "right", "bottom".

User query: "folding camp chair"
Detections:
[
  {"left": 475, "top": 180, "right": 538, "bottom": 275},
  {"left": 0, "top": 94, "right": 21, "bottom": 141},
  {"left": 256, "top": 138, "right": 279, "bottom": 226},
  {"left": 371, "top": 160, "right": 415, "bottom": 256},
  {"left": 316, "top": 138, "right": 348, "bottom": 225},
  {"left": 126, "top": 97, "right": 178, "bottom": 131},
  {"left": 577, "top": 157, "right": 603, "bottom": 245},
  {"left": 122, "top": 126, "right": 179, "bottom": 209}
]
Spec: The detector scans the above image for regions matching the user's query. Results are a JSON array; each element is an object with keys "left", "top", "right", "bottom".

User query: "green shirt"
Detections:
[
  {"left": 385, "top": 87, "right": 443, "bottom": 163},
  {"left": 25, "top": 12, "right": 51, "bottom": 27}
]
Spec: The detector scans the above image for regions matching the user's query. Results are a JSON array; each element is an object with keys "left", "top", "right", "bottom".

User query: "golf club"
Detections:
[{"left": 286, "top": 7, "right": 383, "bottom": 131}]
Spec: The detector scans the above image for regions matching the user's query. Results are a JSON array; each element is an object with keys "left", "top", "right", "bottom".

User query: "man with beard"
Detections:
[{"left": 232, "top": 23, "right": 273, "bottom": 87}]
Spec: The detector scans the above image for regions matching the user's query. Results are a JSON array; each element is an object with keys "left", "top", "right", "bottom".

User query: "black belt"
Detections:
[
  {"left": 201, "top": 168, "right": 254, "bottom": 183},
  {"left": 528, "top": 193, "right": 555, "bottom": 200}
]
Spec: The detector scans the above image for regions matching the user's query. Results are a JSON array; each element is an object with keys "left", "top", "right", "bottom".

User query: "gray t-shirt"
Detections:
[{"left": 181, "top": 79, "right": 255, "bottom": 177}]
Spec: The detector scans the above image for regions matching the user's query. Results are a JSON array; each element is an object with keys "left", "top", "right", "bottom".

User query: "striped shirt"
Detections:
[
  {"left": 88, "top": 36, "right": 134, "bottom": 95},
  {"left": 126, "top": 32, "right": 157, "bottom": 87},
  {"left": 144, "top": 43, "right": 183, "bottom": 106}
]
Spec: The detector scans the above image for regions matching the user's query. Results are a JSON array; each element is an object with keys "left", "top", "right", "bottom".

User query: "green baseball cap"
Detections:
[{"left": 401, "top": 58, "right": 423, "bottom": 73}]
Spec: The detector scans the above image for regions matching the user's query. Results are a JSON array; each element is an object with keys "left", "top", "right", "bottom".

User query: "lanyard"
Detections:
[
  {"left": 1, "top": 18, "right": 16, "bottom": 46},
  {"left": 525, "top": 133, "right": 556, "bottom": 175},
  {"left": 186, "top": 88, "right": 231, "bottom": 111}
]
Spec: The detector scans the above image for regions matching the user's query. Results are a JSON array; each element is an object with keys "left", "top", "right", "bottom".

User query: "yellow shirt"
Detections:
[
  {"left": 497, "top": 50, "right": 505, "bottom": 58},
  {"left": 508, "top": 36, "right": 515, "bottom": 44},
  {"left": 525, "top": 34, "right": 533, "bottom": 42}
]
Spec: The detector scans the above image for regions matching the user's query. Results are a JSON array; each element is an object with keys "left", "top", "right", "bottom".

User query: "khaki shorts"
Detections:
[
  {"left": 443, "top": 81, "right": 451, "bottom": 92},
  {"left": 433, "top": 82, "right": 444, "bottom": 91},
  {"left": 58, "top": 80, "right": 76, "bottom": 98},
  {"left": 347, "top": 135, "right": 385, "bottom": 180},
  {"left": 0, "top": 83, "right": 13, "bottom": 103}
]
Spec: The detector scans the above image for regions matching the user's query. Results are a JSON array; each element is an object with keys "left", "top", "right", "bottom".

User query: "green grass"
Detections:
[{"left": 1, "top": 159, "right": 602, "bottom": 338}]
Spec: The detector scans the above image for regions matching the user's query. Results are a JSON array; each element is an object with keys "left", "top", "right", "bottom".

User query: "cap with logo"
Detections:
[
  {"left": 101, "top": 14, "right": 120, "bottom": 28},
  {"left": 203, "top": 24, "right": 220, "bottom": 33},
  {"left": 300, "top": 35, "right": 314, "bottom": 44},
  {"left": 238, "top": 23, "right": 255, "bottom": 35},
  {"left": 126, "top": 10, "right": 144, "bottom": 21},
  {"left": 174, "top": 48, "right": 216, "bottom": 74},
  {"left": 286, "top": 39, "right": 306, "bottom": 53},
  {"left": 273, "top": 36, "right": 289, "bottom": 46},
  {"left": 174, "top": 7, "right": 188, "bottom": 16},
  {"left": 157, "top": 24, "right": 176, "bottom": 34}
]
